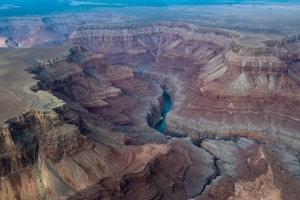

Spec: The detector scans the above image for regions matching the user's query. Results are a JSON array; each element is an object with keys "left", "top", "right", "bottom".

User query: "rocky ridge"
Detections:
[
  {"left": 67, "top": 22, "right": 300, "bottom": 198},
  {"left": 27, "top": 46, "right": 166, "bottom": 142},
  {"left": 0, "top": 18, "right": 300, "bottom": 199},
  {"left": 0, "top": 13, "right": 133, "bottom": 48},
  {"left": 69, "top": 22, "right": 300, "bottom": 155},
  {"left": 196, "top": 139, "right": 300, "bottom": 200},
  {"left": 0, "top": 46, "right": 217, "bottom": 199}
]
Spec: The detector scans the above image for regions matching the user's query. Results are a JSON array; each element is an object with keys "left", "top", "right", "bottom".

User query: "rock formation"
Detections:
[
  {"left": 69, "top": 22, "right": 300, "bottom": 155},
  {"left": 67, "top": 22, "right": 300, "bottom": 198},
  {"left": 0, "top": 14, "right": 133, "bottom": 48},
  {"left": 69, "top": 22, "right": 238, "bottom": 68},
  {"left": 196, "top": 139, "right": 300, "bottom": 200},
  {"left": 27, "top": 46, "right": 167, "bottom": 143},
  {"left": 1, "top": 15, "right": 300, "bottom": 199},
  {"left": 0, "top": 46, "right": 217, "bottom": 199}
]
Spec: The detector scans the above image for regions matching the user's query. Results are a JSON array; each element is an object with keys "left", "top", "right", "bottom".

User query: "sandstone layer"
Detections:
[
  {"left": 1, "top": 16, "right": 300, "bottom": 199},
  {"left": 69, "top": 22, "right": 300, "bottom": 156},
  {"left": 27, "top": 46, "right": 166, "bottom": 143},
  {"left": 196, "top": 139, "right": 300, "bottom": 200},
  {"left": 68, "top": 22, "right": 300, "bottom": 198},
  {"left": 0, "top": 14, "right": 133, "bottom": 48},
  {"left": 0, "top": 46, "right": 217, "bottom": 199}
]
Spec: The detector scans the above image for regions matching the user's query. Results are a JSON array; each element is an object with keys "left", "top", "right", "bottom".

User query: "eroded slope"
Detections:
[
  {"left": 69, "top": 22, "right": 300, "bottom": 156},
  {"left": 0, "top": 14, "right": 133, "bottom": 48},
  {"left": 1, "top": 17, "right": 300, "bottom": 199},
  {"left": 0, "top": 46, "right": 217, "bottom": 199}
]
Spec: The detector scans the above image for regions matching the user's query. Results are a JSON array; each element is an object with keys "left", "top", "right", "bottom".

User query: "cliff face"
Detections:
[
  {"left": 69, "top": 22, "right": 239, "bottom": 69},
  {"left": 175, "top": 38, "right": 300, "bottom": 155},
  {"left": 28, "top": 46, "right": 165, "bottom": 136},
  {"left": 263, "top": 34, "right": 300, "bottom": 62},
  {"left": 0, "top": 106, "right": 93, "bottom": 199},
  {"left": 69, "top": 22, "right": 300, "bottom": 155},
  {"left": 0, "top": 106, "right": 216, "bottom": 199},
  {"left": 0, "top": 46, "right": 218, "bottom": 200},
  {"left": 0, "top": 14, "right": 133, "bottom": 48},
  {"left": 1, "top": 18, "right": 300, "bottom": 199},
  {"left": 197, "top": 135, "right": 300, "bottom": 199},
  {"left": 196, "top": 139, "right": 300, "bottom": 200},
  {"left": 66, "top": 23, "right": 300, "bottom": 199}
]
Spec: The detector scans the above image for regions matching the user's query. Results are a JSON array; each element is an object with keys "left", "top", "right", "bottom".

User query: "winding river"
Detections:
[{"left": 155, "top": 93, "right": 172, "bottom": 134}]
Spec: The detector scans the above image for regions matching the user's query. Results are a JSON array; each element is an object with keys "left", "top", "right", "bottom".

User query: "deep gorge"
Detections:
[
  {"left": 155, "top": 93, "right": 172, "bottom": 134},
  {"left": 1, "top": 14, "right": 300, "bottom": 199}
]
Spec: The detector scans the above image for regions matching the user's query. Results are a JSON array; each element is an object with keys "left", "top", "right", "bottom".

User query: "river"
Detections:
[{"left": 155, "top": 93, "right": 172, "bottom": 134}]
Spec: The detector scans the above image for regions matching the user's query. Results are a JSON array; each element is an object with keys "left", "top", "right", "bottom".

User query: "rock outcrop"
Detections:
[
  {"left": 0, "top": 14, "right": 133, "bottom": 48},
  {"left": 27, "top": 46, "right": 167, "bottom": 143},
  {"left": 0, "top": 104, "right": 217, "bottom": 199},
  {"left": 0, "top": 45, "right": 218, "bottom": 199},
  {"left": 67, "top": 22, "right": 300, "bottom": 198},
  {"left": 196, "top": 139, "right": 300, "bottom": 200},
  {"left": 1, "top": 17, "right": 300, "bottom": 199},
  {"left": 69, "top": 22, "right": 239, "bottom": 69},
  {"left": 69, "top": 22, "right": 300, "bottom": 156}
]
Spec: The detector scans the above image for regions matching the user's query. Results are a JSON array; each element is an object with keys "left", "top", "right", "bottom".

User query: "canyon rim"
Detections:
[{"left": 1, "top": 2, "right": 300, "bottom": 200}]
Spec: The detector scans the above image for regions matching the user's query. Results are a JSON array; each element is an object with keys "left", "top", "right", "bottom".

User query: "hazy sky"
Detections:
[
  {"left": 0, "top": 0, "right": 297, "bottom": 6},
  {"left": 0, "top": 0, "right": 298, "bottom": 16}
]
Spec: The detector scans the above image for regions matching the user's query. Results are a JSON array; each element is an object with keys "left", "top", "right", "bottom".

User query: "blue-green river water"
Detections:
[{"left": 155, "top": 93, "right": 172, "bottom": 134}]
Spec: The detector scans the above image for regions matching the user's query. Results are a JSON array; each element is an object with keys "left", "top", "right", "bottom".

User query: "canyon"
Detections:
[
  {"left": 69, "top": 22, "right": 300, "bottom": 154},
  {"left": 0, "top": 13, "right": 133, "bottom": 48},
  {"left": 1, "top": 7, "right": 300, "bottom": 200}
]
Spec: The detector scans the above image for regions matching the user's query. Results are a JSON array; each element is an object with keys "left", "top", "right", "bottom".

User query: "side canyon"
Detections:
[{"left": 0, "top": 11, "right": 300, "bottom": 200}]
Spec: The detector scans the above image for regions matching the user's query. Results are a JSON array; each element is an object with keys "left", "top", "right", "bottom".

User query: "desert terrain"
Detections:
[{"left": 0, "top": 4, "right": 300, "bottom": 200}]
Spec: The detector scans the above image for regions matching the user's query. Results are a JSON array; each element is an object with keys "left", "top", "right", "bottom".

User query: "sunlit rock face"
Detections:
[
  {"left": 70, "top": 22, "right": 300, "bottom": 155},
  {"left": 69, "top": 22, "right": 238, "bottom": 69},
  {"left": 67, "top": 22, "right": 300, "bottom": 199},
  {"left": 196, "top": 139, "right": 300, "bottom": 200},
  {"left": 0, "top": 107, "right": 216, "bottom": 200},
  {"left": 0, "top": 46, "right": 217, "bottom": 200},
  {"left": 1, "top": 14, "right": 300, "bottom": 199}
]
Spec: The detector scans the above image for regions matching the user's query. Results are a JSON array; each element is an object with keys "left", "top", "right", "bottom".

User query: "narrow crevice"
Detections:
[{"left": 196, "top": 154, "right": 221, "bottom": 197}]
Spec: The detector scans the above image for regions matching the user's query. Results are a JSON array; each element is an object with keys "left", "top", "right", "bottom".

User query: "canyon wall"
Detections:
[
  {"left": 1, "top": 18, "right": 300, "bottom": 199},
  {"left": 0, "top": 14, "right": 133, "bottom": 48},
  {"left": 69, "top": 22, "right": 239, "bottom": 69},
  {"left": 0, "top": 46, "right": 219, "bottom": 199},
  {"left": 0, "top": 105, "right": 217, "bottom": 199},
  {"left": 69, "top": 22, "right": 300, "bottom": 156},
  {"left": 67, "top": 23, "right": 300, "bottom": 198}
]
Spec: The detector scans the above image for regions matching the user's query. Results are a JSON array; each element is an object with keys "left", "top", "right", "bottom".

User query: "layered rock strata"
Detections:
[
  {"left": 69, "top": 22, "right": 239, "bottom": 69},
  {"left": 27, "top": 46, "right": 167, "bottom": 143},
  {"left": 69, "top": 22, "right": 300, "bottom": 156},
  {"left": 0, "top": 46, "right": 217, "bottom": 199},
  {"left": 68, "top": 22, "right": 300, "bottom": 200},
  {"left": 0, "top": 14, "right": 133, "bottom": 48},
  {"left": 0, "top": 106, "right": 216, "bottom": 199},
  {"left": 1, "top": 19, "right": 300, "bottom": 199},
  {"left": 196, "top": 139, "right": 300, "bottom": 200}
]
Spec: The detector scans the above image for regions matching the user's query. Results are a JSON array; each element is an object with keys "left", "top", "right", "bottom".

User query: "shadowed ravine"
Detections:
[
  {"left": 155, "top": 93, "right": 172, "bottom": 134},
  {"left": 2, "top": 11, "right": 300, "bottom": 199}
]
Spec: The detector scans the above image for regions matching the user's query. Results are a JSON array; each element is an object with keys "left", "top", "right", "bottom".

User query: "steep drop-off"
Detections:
[
  {"left": 68, "top": 22, "right": 300, "bottom": 198},
  {"left": 0, "top": 46, "right": 218, "bottom": 199},
  {"left": 1, "top": 18, "right": 300, "bottom": 199},
  {"left": 69, "top": 22, "right": 300, "bottom": 156},
  {"left": 0, "top": 14, "right": 133, "bottom": 48}
]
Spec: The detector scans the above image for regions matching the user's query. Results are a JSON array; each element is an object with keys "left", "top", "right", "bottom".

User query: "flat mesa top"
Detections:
[{"left": 0, "top": 46, "right": 71, "bottom": 126}]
